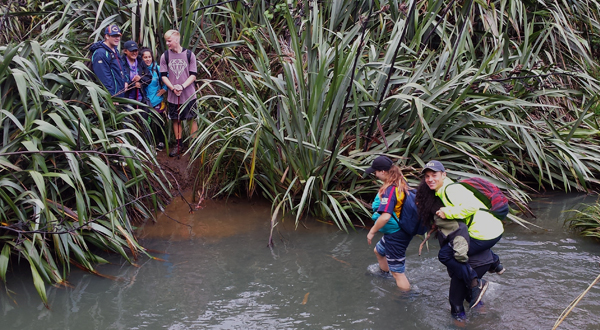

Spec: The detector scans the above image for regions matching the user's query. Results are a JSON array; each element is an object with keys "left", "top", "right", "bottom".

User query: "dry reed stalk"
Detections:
[{"left": 551, "top": 270, "right": 600, "bottom": 330}]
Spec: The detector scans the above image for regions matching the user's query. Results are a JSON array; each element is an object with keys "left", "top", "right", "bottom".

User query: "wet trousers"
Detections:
[
  {"left": 449, "top": 264, "right": 490, "bottom": 314},
  {"left": 468, "top": 234, "right": 503, "bottom": 270}
]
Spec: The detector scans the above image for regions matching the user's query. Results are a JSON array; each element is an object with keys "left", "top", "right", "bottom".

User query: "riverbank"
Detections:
[{"left": 155, "top": 148, "right": 199, "bottom": 194}]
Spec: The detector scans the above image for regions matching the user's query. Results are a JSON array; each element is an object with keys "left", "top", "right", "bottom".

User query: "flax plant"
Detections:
[
  {"left": 566, "top": 201, "right": 600, "bottom": 240},
  {"left": 189, "top": 0, "right": 600, "bottom": 231},
  {"left": 0, "top": 40, "right": 170, "bottom": 306}
]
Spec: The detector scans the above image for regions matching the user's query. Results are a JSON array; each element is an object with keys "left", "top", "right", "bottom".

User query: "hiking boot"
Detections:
[
  {"left": 469, "top": 278, "right": 488, "bottom": 308},
  {"left": 156, "top": 142, "right": 165, "bottom": 152},
  {"left": 169, "top": 144, "right": 182, "bottom": 157}
]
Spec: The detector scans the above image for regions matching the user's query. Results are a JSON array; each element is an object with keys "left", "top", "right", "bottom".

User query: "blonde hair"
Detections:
[
  {"left": 164, "top": 29, "right": 180, "bottom": 42},
  {"left": 378, "top": 165, "right": 409, "bottom": 196}
]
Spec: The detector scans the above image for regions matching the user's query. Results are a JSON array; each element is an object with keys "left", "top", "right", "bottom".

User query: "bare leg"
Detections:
[
  {"left": 392, "top": 271, "right": 411, "bottom": 291},
  {"left": 374, "top": 247, "right": 388, "bottom": 272},
  {"left": 172, "top": 119, "right": 182, "bottom": 140},
  {"left": 190, "top": 120, "right": 198, "bottom": 137}
]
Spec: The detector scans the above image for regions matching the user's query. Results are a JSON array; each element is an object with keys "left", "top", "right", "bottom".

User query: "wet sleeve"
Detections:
[{"left": 453, "top": 236, "right": 469, "bottom": 262}]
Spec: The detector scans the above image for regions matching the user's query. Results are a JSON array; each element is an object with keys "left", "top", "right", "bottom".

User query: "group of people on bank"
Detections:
[
  {"left": 89, "top": 24, "right": 197, "bottom": 157},
  {"left": 365, "top": 156, "right": 507, "bottom": 322}
]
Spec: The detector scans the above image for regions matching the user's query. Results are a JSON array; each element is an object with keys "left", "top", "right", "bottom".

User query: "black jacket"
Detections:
[{"left": 121, "top": 54, "right": 151, "bottom": 103}]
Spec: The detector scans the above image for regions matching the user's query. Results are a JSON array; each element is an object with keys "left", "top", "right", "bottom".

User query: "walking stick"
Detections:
[
  {"left": 177, "top": 94, "right": 181, "bottom": 160},
  {"left": 418, "top": 228, "right": 436, "bottom": 256}
]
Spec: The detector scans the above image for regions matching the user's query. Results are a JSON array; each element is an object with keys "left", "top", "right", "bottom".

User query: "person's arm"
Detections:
[
  {"left": 172, "top": 74, "right": 196, "bottom": 96},
  {"left": 159, "top": 53, "right": 175, "bottom": 92},
  {"left": 161, "top": 76, "right": 173, "bottom": 91},
  {"left": 368, "top": 213, "right": 390, "bottom": 245},
  {"left": 368, "top": 186, "right": 399, "bottom": 244},
  {"left": 92, "top": 50, "right": 116, "bottom": 95},
  {"left": 156, "top": 64, "right": 168, "bottom": 93},
  {"left": 438, "top": 184, "right": 482, "bottom": 220}
]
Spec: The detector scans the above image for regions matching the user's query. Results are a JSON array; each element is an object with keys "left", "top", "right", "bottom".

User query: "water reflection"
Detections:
[{"left": 0, "top": 194, "right": 598, "bottom": 329}]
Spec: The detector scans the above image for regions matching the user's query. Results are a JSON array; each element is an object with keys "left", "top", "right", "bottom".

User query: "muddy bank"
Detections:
[{"left": 154, "top": 148, "right": 199, "bottom": 195}]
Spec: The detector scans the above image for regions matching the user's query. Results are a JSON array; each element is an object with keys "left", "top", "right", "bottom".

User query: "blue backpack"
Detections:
[{"left": 372, "top": 189, "right": 428, "bottom": 236}]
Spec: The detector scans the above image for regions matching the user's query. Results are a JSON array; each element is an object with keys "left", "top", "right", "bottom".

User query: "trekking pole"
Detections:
[{"left": 177, "top": 94, "right": 181, "bottom": 160}]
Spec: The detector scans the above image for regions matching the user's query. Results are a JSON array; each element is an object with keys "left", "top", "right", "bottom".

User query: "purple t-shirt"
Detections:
[{"left": 159, "top": 49, "right": 198, "bottom": 104}]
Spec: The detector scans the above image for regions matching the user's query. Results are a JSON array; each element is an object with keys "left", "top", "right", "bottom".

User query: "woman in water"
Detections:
[{"left": 365, "top": 155, "right": 422, "bottom": 291}]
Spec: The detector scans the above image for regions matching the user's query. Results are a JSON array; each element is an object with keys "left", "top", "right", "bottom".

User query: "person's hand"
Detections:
[
  {"left": 367, "top": 231, "right": 375, "bottom": 245},
  {"left": 132, "top": 75, "right": 141, "bottom": 82},
  {"left": 173, "top": 84, "right": 183, "bottom": 92},
  {"left": 157, "top": 89, "right": 166, "bottom": 96},
  {"left": 134, "top": 82, "right": 141, "bottom": 88},
  {"left": 124, "top": 82, "right": 129, "bottom": 90},
  {"left": 436, "top": 208, "right": 447, "bottom": 219}
]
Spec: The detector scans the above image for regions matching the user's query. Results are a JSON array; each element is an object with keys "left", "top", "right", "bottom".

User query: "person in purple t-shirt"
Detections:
[{"left": 160, "top": 29, "right": 198, "bottom": 157}]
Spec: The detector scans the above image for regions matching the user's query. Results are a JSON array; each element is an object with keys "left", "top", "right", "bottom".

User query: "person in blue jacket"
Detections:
[
  {"left": 365, "top": 155, "right": 423, "bottom": 291},
  {"left": 140, "top": 47, "right": 167, "bottom": 150},
  {"left": 89, "top": 24, "right": 127, "bottom": 96}
]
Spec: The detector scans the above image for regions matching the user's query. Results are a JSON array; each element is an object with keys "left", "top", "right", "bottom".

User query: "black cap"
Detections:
[
  {"left": 364, "top": 156, "right": 393, "bottom": 176},
  {"left": 421, "top": 160, "right": 445, "bottom": 173},
  {"left": 124, "top": 40, "right": 138, "bottom": 51}
]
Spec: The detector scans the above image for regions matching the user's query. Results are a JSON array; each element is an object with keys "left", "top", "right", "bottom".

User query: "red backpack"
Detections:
[{"left": 446, "top": 177, "right": 509, "bottom": 222}]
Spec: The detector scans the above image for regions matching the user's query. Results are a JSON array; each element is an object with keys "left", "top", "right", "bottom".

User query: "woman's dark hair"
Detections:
[
  {"left": 139, "top": 47, "right": 154, "bottom": 62},
  {"left": 415, "top": 179, "right": 444, "bottom": 228}
]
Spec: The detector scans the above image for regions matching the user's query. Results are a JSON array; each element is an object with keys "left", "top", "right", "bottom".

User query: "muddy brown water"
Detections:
[{"left": 0, "top": 193, "right": 599, "bottom": 329}]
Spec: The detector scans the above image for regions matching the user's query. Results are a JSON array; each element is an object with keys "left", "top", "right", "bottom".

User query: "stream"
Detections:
[{"left": 0, "top": 193, "right": 599, "bottom": 329}]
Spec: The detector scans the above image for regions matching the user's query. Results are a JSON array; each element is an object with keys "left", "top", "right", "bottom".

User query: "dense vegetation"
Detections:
[
  {"left": 1, "top": 0, "right": 600, "bottom": 304},
  {"left": 187, "top": 0, "right": 600, "bottom": 231}
]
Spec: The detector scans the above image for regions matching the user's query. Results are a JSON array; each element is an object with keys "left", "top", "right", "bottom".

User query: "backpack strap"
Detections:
[
  {"left": 164, "top": 50, "right": 169, "bottom": 71},
  {"left": 443, "top": 183, "right": 475, "bottom": 227},
  {"left": 389, "top": 186, "right": 401, "bottom": 227}
]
